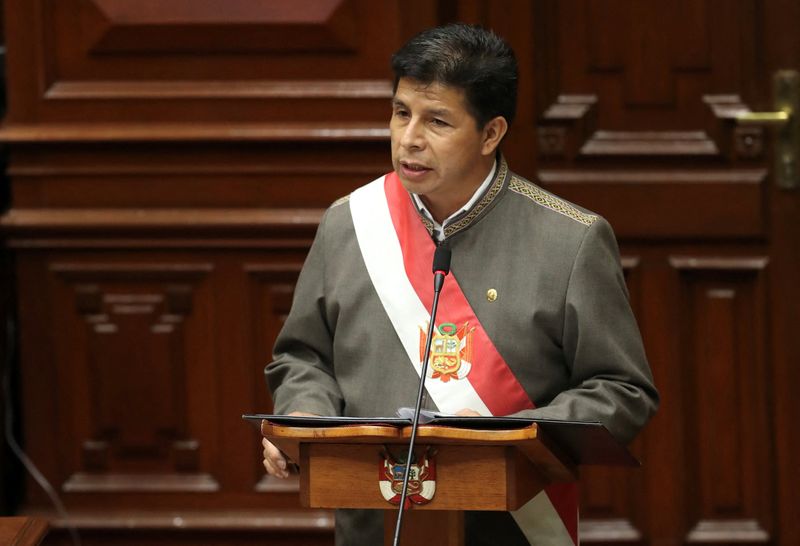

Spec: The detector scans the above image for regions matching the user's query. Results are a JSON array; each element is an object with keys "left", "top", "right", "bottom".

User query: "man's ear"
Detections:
[{"left": 481, "top": 116, "right": 509, "bottom": 156}]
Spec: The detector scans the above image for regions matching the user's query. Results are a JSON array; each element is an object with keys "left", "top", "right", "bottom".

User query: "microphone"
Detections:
[
  {"left": 432, "top": 244, "right": 452, "bottom": 292},
  {"left": 392, "top": 244, "right": 452, "bottom": 546}
]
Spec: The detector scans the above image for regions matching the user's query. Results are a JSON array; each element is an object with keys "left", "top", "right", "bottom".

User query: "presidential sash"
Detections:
[{"left": 349, "top": 172, "right": 579, "bottom": 545}]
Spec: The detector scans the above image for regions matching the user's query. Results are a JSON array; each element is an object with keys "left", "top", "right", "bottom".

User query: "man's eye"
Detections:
[
  {"left": 394, "top": 110, "right": 410, "bottom": 118},
  {"left": 431, "top": 118, "right": 449, "bottom": 127}
]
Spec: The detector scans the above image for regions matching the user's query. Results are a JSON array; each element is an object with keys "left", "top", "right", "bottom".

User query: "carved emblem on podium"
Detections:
[{"left": 379, "top": 448, "right": 437, "bottom": 507}]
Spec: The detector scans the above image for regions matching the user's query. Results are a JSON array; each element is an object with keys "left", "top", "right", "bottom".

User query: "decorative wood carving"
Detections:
[
  {"left": 535, "top": 1, "right": 761, "bottom": 162},
  {"left": 0, "top": 123, "right": 392, "bottom": 142},
  {"left": 703, "top": 95, "right": 765, "bottom": 161},
  {"left": 579, "top": 519, "right": 641, "bottom": 543},
  {"left": 581, "top": 131, "right": 718, "bottom": 157},
  {"left": 49, "top": 262, "right": 219, "bottom": 493},
  {"left": 537, "top": 95, "right": 597, "bottom": 160}
]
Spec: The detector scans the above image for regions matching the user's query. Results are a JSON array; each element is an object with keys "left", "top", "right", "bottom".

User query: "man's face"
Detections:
[{"left": 390, "top": 78, "right": 493, "bottom": 218}]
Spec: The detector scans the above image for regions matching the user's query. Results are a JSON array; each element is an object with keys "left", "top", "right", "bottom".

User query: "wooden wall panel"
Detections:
[
  {"left": 7, "top": 0, "right": 422, "bottom": 124},
  {"left": 527, "top": 1, "right": 793, "bottom": 544},
  {"left": 50, "top": 263, "right": 217, "bottom": 492},
  {"left": 546, "top": 0, "right": 757, "bottom": 129},
  {"left": 670, "top": 257, "right": 772, "bottom": 544},
  {"left": 532, "top": 0, "right": 769, "bottom": 242},
  {"left": 6, "top": 141, "right": 392, "bottom": 211}
]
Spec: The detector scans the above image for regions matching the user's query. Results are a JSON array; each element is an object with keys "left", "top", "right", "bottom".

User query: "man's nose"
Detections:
[{"left": 400, "top": 119, "right": 425, "bottom": 149}]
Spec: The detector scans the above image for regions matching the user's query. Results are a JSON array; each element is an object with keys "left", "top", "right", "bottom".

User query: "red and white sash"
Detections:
[{"left": 349, "top": 173, "right": 579, "bottom": 545}]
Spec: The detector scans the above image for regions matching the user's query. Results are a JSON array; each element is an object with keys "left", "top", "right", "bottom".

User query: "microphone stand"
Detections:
[{"left": 392, "top": 247, "right": 450, "bottom": 546}]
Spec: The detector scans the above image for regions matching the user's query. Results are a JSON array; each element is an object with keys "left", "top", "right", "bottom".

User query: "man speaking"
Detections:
[{"left": 262, "top": 23, "right": 658, "bottom": 546}]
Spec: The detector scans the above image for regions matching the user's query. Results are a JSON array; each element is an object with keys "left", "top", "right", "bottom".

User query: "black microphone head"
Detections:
[{"left": 432, "top": 245, "right": 452, "bottom": 275}]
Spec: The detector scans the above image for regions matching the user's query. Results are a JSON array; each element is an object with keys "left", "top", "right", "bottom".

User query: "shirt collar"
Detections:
[{"left": 411, "top": 160, "right": 497, "bottom": 242}]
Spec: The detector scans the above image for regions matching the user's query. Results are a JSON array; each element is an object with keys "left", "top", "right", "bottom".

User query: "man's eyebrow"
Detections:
[
  {"left": 390, "top": 100, "right": 452, "bottom": 118},
  {"left": 427, "top": 107, "right": 452, "bottom": 118}
]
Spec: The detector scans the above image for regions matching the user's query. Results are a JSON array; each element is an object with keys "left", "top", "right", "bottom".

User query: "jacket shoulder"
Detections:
[{"left": 506, "top": 174, "right": 598, "bottom": 228}]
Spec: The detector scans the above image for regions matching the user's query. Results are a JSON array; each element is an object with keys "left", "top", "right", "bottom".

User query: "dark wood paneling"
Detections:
[
  {"left": 670, "top": 257, "right": 772, "bottom": 544},
  {"left": 5, "top": 0, "right": 433, "bottom": 124},
  {"left": 528, "top": 2, "right": 793, "bottom": 545},
  {"left": 48, "top": 263, "right": 218, "bottom": 492},
  {"left": 5, "top": 141, "right": 391, "bottom": 210},
  {"left": 84, "top": 0, "right": 360, "bottom": 54}
]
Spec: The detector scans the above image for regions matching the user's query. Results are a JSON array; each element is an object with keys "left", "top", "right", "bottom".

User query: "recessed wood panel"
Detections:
[
  {"left": 87, "top": 0, "right": 359, "bottom": 54},
  {"left": 544, "top": 0, "right": 756, "bottom": 126},
  {"left": 1, "top": 0, "right": 441, "bottom": 124},
  {"left": 49, "top": 262, "right": 219, "bottom": 493},
  {"left": 670, "top": 257, "right": 772, "bottom": 543}
]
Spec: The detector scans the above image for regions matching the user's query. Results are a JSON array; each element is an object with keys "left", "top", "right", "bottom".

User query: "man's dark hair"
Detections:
[{"left": 391, "top": 23, "right": 518, "bottom": 129}]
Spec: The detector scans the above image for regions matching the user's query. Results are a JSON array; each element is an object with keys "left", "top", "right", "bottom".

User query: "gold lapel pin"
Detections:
[{"left": 487, "top": 288, "right": 498, "bottom": 302}]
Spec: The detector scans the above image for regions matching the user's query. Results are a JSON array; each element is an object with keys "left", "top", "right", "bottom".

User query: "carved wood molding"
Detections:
[
  {"left": 538, "top": 95, "right": 723, "bottom": 158},
  {"left": 45, "top": 79, "right": 393, "bottom": 101},
  {"left": 537, "top": 95, "right": 597, "bottom": 160},
  {"left": 581, "top": 131, "right": 718, "bottom": 157},
  {"left": 50, "top": 262, "right": 215, "bottom": 279},
  {"left": 668, "top": 256, "right": 769, "bottom": 270},
  {"left": 34, "top": 508, "right": 335, "bottom": 532},
  {"left": 254, "top": 474, "right": 301, "bottom": 494},
  {"left": 579, "top": 518, "right": 642, "bottom": 543},
  {"left": 0, "top": 122, "right": 390, "bottom": 143},
  {"left": 686, "top": 519, "right": 770, "bottom": 543},
  {"left": 4, "top": 208, "right": 323, "bottom": 230},
  {"left": 537, "top": 92, "right": 767, "bottom": 161},
  {"left": 538, "top": 170, "right": 767, "bottom": 185},
  {"left": 63, "top": 473, "right": 219, "bottom": 493},
  {"left": 1, "top": 209, "right": 323, "bottom": 248},
  {"left": 48, "top": 262, "right": 220, "bottom": 494},
  {"left": 703, "top": 95, "right": 766, "bottom": 160}
]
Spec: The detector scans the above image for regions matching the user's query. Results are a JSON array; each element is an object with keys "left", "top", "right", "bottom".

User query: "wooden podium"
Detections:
[{"left": 260, "top": 418, "right": 618, "bottom": 546}]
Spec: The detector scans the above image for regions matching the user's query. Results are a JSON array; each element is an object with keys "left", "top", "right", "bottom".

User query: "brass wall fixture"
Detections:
[{"left": 737, "top": 70, "right": 799, "bottom": 190}]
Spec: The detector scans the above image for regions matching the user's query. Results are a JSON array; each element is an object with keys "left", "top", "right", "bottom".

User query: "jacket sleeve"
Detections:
[
  {"left": 517, "top": 217, "right": 659, "bottom": 444},
  {"left": 264, "top": 209, "right": 344, "bottom": 416}
]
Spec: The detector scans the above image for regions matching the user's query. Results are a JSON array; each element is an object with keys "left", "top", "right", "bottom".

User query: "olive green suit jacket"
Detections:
[{"left": 266, "top": 159, "right": 659, "bottom": 545}]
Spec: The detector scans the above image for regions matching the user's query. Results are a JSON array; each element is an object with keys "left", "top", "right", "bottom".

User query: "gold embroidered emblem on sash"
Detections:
[{"left": 419, "top": 322, "right": 475, "bottom": 382}]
